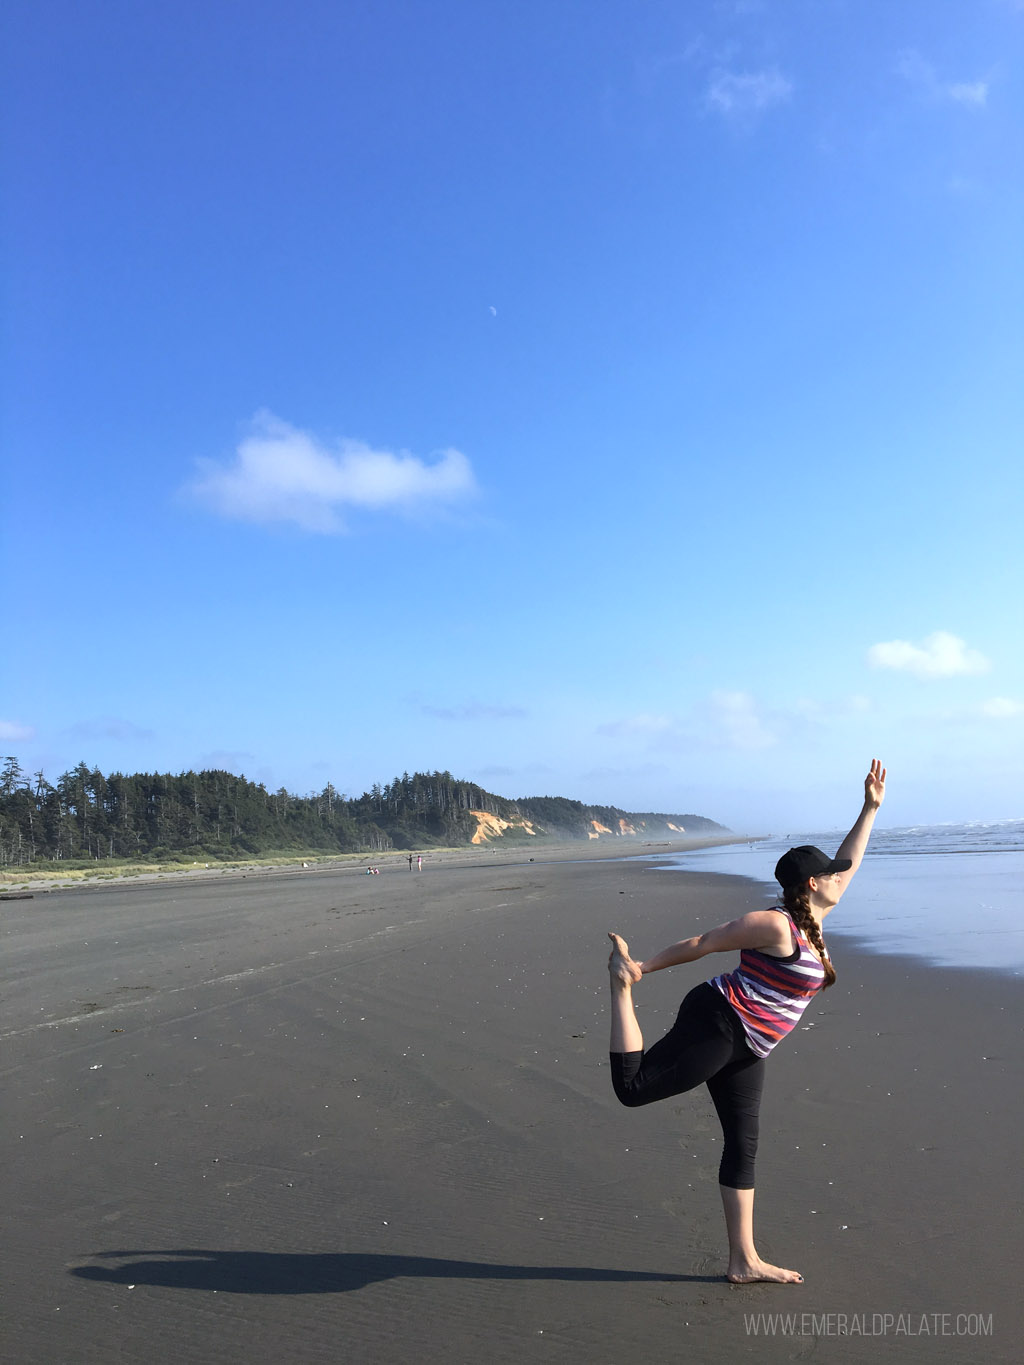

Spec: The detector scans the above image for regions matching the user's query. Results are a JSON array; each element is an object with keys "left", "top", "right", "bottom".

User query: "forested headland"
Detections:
[{"left": 0, "top": 756, "right": 726, "bottom": 868}]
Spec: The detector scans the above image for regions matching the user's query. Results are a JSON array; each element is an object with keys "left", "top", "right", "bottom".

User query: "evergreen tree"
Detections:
[{"left": 0, "top": 757, "right": 726, "bottom": 867}]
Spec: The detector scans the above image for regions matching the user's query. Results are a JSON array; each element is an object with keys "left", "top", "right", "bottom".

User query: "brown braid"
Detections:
[{"left": 782, "top": 884, "right": 836, "bottom": 989}]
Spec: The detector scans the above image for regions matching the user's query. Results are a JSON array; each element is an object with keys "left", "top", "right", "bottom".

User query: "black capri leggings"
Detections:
[{"left": 610, "top": 982, "right": 765, "bottom": 1189}]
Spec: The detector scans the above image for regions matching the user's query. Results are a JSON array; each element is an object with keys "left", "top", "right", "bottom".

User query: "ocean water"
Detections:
[{"left": 652, "top": 820, "right": 1024, "bottom": 976}]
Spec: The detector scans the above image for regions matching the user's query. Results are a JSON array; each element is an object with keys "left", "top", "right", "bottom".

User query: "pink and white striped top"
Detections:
[{"left": 711, "top": 910, "right": 827, "bottom": 1058}]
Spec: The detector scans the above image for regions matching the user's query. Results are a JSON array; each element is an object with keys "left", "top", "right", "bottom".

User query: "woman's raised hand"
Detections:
[{"left": 864, "top": 759, "right": 886, "bottom": 809}]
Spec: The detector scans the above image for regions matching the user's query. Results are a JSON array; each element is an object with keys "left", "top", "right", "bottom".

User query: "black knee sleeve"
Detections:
[
  {"left": 609, "top": 1051, "right": 651, "bottom": 1107},
  {"left": 718, "top": 1109, "right": 759, "bottom": 1188}
]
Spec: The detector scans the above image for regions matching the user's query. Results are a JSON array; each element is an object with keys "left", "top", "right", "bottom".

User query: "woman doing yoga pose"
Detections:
[{"left": 608, "top": 759, "right": 886, "bottom": 1284}]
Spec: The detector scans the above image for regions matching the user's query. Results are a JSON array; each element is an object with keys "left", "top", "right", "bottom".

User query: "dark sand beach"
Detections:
[{"left": 3, "top": 849, "right": 1021, "bottom": 1363}]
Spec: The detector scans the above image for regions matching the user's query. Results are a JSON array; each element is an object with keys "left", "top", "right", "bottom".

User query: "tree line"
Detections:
[{"left": 0, "top": 756, "right": 725, "bottom": 867}]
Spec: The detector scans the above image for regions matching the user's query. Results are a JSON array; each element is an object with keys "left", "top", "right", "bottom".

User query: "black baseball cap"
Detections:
[{"left": 775, "top": 845, "right": 852, "bottom": 889}]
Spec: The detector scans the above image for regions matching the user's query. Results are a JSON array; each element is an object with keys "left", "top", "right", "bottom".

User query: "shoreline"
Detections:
[
  {"left": 0, "top": 832, "right": 749, "bottom": 896},
  {"left": 643, "top": 845, "right": 1024, "bottom": 980}
]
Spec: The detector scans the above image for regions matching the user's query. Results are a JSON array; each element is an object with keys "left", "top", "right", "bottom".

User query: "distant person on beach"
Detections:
[
  {"left": 607, "top": 759, "right": 886, "bottom": 1284},
  {"left": 417, "top": 855, "right": 422, "bottom": 871},
  {"left": 408, "top": 854, "right": 414, "bottom": 870}
]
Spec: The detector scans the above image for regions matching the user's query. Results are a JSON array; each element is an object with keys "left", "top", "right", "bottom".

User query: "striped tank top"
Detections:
[{"left": 711, "top": 910, "right": 827, "bottom": 1059}]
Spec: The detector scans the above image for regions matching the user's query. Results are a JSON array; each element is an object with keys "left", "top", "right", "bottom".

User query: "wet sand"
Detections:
[{"left": 3, "top": 852, "right": 1021, "bottom": 1363}]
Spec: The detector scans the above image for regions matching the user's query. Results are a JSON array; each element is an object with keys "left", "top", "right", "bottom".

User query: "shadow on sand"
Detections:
[{"left": 71, "top": 1249, "right": 723, "bottom": 1295}]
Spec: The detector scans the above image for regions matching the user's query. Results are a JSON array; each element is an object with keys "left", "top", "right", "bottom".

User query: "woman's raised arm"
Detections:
[{"left": 832, "top": 759, "right": 887, "bottom": 889}]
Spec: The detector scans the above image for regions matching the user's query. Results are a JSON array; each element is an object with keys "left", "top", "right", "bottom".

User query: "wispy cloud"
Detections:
[
  {"left": 0, "top": 720, "right": 35, "bottom": 742},
  {"left": 895, "top": 50, "right": 989, "bottom": 108},
  {"left": 598, "top": 693, "right": 778, "bottom": 752},
  {"left": 186, "top": 411, "right": 478, "bottom": 534},
  {"left": 867, "top": 631, "right": 991, "bottom": 679},
  {"left": 707, "top": 689, "right": 778, "bottom": 749},
  {"left": 596, "top": 713, "right": 674, "bottom": 739},
  {"left": 978, "top": 697, "right": 1024, "bottom": 719},
  {"left": 420, "top": 701, "right": 528, "bottom": 722},
  {"left": 705, "top": 67, "right": 792, "bottom": 119},
  {"left": 794, "top": 694, "right": 872, "bottom": 725},
  {"left": 946, "top": 81, "right": 988, "bottom": 108}
]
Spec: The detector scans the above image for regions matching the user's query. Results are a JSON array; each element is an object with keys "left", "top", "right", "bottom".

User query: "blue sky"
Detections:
[{"left": 3, "top": 0, "right": 1021, "bottom": 833}]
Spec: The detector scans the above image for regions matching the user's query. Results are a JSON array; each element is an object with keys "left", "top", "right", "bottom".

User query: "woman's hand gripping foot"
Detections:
[{"left": 608, "top": 933, "right": 643, "bottom": 989}]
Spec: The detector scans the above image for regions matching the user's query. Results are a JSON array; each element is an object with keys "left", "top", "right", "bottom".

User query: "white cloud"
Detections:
[
  {"left": 705, "top": 67, "right": 792, "bottom": 118},
  {"left": 0, "top": 720, "right": 35, "bottom": 742},
  {"left": 895, "top": 50, "right": 988, "bottom": 108},
  {"left": 186, "top": 411, "right": 478, "bottom": 533},
  {"left": 867, "top": 631, "right": 991, "bottom": 679},
  {"left": 947, "top": 81, "right": 988, "bottom": 107},
  {"left": 979, "top": 697, "right": 1024, "bottom": 719}
]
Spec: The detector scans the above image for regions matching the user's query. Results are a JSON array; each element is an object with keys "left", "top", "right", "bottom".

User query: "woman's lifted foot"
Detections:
[
  {"left": 727, "top": 1255, "right": 803, "bottom": 1285},
  {"left": 608, "top": 932, "right": 643, "bottom": 989}
]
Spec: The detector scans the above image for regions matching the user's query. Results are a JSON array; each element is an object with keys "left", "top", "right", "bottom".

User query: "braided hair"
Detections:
[{"left": 782, "top": 883, "right": 836, "bottom": 989}]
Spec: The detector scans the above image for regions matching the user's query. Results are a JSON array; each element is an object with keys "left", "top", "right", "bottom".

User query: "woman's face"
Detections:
[{"left": 808, "top": 870, "right": 844, "bottom": 909}]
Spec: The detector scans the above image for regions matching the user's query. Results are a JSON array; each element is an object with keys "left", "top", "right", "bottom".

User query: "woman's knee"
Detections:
[
  {"left": 719, "top": 1116, "right": 759, "bottom": 1187},
  {"left": 611, "top": 1081, "right": 653, "bottom": 1108},
  {"left": 719, "top": 1148, "right": 757, "bottom": 1187}
]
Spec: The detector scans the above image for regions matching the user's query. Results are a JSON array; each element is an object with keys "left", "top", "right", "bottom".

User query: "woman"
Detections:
[{"left": 607, "top": 759, "right": 886, "bottom": 1284}]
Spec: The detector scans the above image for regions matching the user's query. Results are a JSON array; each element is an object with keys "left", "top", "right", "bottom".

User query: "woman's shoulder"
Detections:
[{"left": 742, "top": 908, "right": 798, "bottom": 956}]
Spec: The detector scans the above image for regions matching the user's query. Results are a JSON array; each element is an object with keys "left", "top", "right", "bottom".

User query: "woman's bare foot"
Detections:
[
  {"left": 727, "top": 1256, "right": 803, "bottom": 1285},
  {"left": 608, "top": 932, "right": 643, "bottom": 989}
]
